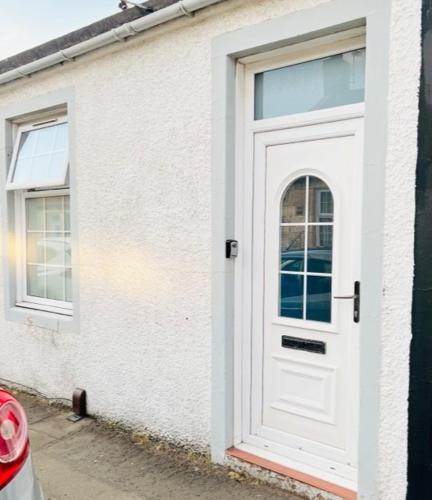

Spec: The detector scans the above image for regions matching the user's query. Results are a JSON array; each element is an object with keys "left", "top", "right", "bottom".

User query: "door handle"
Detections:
[{"left": 333, "top": 281, "right": 360, "bottom": 323}]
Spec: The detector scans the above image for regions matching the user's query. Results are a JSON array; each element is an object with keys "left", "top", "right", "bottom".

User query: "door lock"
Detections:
[
  {"left": 334, "top": 281, "right": 360, "bottom": 323},
  {"left": 225, "top": 239, "right": 239, "bottom": 258}
]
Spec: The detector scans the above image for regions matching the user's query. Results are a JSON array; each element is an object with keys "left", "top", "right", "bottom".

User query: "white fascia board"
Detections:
[{"left": 0, "top": 0, "right": 225, "bottom": 86}]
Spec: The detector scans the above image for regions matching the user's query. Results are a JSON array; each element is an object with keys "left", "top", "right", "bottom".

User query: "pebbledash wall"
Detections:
[{"left": 0, "top": 0, "right": 421, "bottom": 498}]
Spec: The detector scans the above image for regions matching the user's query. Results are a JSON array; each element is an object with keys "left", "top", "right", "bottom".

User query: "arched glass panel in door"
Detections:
[{"left": 279, "top": 175, "right": 333, "bottom": 322}]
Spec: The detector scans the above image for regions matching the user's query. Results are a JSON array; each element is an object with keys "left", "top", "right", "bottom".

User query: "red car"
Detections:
[{"left": 0, "top": 390, "right": 43, "bottom": 500}]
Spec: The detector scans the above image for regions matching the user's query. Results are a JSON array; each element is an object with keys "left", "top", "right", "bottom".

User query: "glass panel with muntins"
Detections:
[
  {"left": 255, "top": 48, "right": 365, "bottom": 120},
  {"left": 279, "top": 175, "right": 334, "bottom": 323},
  {"left": 9, "top": 122, "right": 69, "bottom": 190},
  {"left": 25, "top": 195, "right": 71, "bottom": 303}
]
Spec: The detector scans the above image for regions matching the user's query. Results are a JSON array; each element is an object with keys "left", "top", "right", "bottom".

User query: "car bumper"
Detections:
[{"left": 0, "top": 456, "right": 44, "bottom": 500}]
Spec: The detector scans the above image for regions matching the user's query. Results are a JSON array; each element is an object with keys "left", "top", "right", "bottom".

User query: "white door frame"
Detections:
[
  {"left": 232, "top": 37, "right": 365, "bottom": 490},
  {"left": 211, "top": 3, "right": 392, "bottom": 498}
]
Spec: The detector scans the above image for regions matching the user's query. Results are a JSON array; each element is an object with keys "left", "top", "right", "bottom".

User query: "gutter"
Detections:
[{"left": 0, "top": 0, "right": 225, "bottom": 86}]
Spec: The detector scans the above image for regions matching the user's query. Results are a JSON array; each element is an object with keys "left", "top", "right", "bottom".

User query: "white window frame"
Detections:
[
  {"left": 14, "top": 188, "right": 72, "bottom": 317},
  {"left": 6, "top": 115, "right": 69, "bottom": 191},
  {"left": 8, "top": 114, "right": 73, "bottom": 317}
]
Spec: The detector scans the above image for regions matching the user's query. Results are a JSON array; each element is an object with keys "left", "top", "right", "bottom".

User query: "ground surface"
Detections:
[{"left": 16, "top": 392, "right": 303, "bottom": 500}]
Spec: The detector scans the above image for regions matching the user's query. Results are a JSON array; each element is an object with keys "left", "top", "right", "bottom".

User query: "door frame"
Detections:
[
  {"left": 234, "top": 39, "right": 365, "bottom": 489},
  {"left": 211, "top": 2, "right": 392, "bottom": 498}
]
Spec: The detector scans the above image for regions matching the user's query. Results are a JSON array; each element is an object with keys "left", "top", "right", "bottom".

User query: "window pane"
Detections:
[
  {"left": 10, "top": 122, "right": 68, "bottom": 190},
  {"left": 26, "top": 198, "right": 44, "bottom": 231},
  {"left": 65, "top": 235, "right": 71, "bottom": 267},
  {"left": 26, "top": 233, "right": 45, "bottom": 264},
  {"left": 255, "top": 49, "right": 365, "bottom": 120},
  {"left": 64, "top": 196, "right": 70, "bottom": 232},
  {"left": 306, "top": 276, "right": 332, "bottom": 322},
  {"left": 25, "top": 194, "right": 72, "bottom": 304},
  {"left": 280, "top": 227, "right": 305, "bottom": 271},
  {"left": 45, "top": 196, "right": 63, "bottom": 231},
  {"left": 44, "top": 233, "right": 65, "bottom": 266},
  {"left": 27, "top": 265, "right": 45, "bottom": 298},
  {"left": 46, "top": 267, "right": 65, "bottom": 301},
  {"left": 18, "top": 129, "right": 36, "bottom": 157},
  {"left": 65, "top": 268, "right": 72, "bottom": 302},
  {"left": 280, "top": 274, "right": 304, "bottom": 319},
  {"left": 309, "top": 178, "right": 333, "bottom": 222},
  {"left": 307, "top": 226, "right": 332, "bottom": 273},
  {"left": 281, "top": 177, "right": 306, "bottom": 223},
  {"left": 13, "top": 158, "right": 32, "bottom": 185}
]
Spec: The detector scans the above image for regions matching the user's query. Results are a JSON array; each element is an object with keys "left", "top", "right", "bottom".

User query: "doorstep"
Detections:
[{"left": 227, "top": 447, "right": 357, "bottom": 500}]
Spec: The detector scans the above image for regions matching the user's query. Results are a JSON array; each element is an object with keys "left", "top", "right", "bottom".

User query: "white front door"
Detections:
[{"left": 236, "top": 40, "right": 365, "bottom": 489}]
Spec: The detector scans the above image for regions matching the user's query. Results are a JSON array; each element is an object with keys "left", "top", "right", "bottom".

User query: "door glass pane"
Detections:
[
  {"left": 280, "top": 227, "right": 305, "bottom": 271},
  {"left": 307, "top": 226, "right": 333, "bottom": 273},
  {"left": 281, "top": 177, "right": 306, "bottom": 223},
  {"left": 255, "top": 48, "right": 365, "bottom": 120},
  {"left": 308, "top": 178, "right": 334, "bottom": 222},
  {"left": 306, "top": 276, "right": 332, "bottom": 322},
  {"left": 280, "top": 274, "right": 304, "bottom": 319},
  {"left": 279, "top": 175, "right": 333, "bottom": 323}
]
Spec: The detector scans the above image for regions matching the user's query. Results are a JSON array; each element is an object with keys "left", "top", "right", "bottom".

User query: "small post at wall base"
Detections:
[{"left": 67, "top": 388, "right": 87, "bottom": 422}]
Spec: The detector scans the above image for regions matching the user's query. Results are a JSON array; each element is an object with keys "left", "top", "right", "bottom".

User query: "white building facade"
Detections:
[{"left": 0, "top": 1, "right": 423, "bottom": 498}]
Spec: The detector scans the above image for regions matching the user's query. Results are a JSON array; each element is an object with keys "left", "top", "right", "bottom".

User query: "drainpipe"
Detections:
[{"left": 0, "top": 0, "right": 225, "bottom": 86}]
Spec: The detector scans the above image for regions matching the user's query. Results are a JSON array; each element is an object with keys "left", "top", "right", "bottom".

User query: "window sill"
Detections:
[
  {"left": 15, "top": 301, "right": 72, "bottom": 317},
  {"left": 6, "top": 304, "right": 76, "bottom": 333}
]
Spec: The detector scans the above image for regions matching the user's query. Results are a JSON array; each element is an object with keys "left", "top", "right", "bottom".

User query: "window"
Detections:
[
  {"left": 8, "top": 116, "right": 72, "bottom": 315},
  {"left": 279, "top": 175, "right": 333, "bottom": 323},
  {"left": 254, "top": 48, "right": 366, "bottom": 120},
  {"left": 6, "top": 119, "right": 68, "bottom": 190}
]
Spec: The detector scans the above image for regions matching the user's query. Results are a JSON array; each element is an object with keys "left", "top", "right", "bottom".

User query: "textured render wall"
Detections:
[
  {"left": 0, "top": 0, "right": 330, "bottom": 449},
  {"left": 379, "top": 0, "right": 421, "bottom": 498}
]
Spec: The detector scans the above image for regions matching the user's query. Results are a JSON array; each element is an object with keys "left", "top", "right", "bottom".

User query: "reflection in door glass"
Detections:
[
  {"left": 280, "top": 227, "right": 305, "bottom": 271},
  {"left": 280, "top": 274, "right": 304, "bottom": 319},
  {"left": 306, "top": 276, "right": 332, "bottom": 322},
  {"left": 280, "top": 176, "right": 306, "bottom": 223},
  {"left": 279, "top": 175, "right": 333, "bottom": 323}
]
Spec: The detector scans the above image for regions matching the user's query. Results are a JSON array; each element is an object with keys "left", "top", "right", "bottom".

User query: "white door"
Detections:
[{"left": 236, "top": 40, "right": 365, "bottom": 489}]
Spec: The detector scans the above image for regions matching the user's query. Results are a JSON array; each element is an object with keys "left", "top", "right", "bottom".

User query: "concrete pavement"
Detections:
[{"left": 15, "top": 392, "right": 302, "bottom": 500}]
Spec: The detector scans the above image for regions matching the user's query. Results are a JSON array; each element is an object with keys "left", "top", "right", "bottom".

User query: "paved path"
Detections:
[{"left": 17, "top": 392, "right": 302, "bottom": 500}]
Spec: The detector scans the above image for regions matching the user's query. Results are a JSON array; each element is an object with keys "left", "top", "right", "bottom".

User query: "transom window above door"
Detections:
[
  {"left": 255, "top": 48, "right": 366, "bottom": 120},
  {"left": 279, "top": 175, "right": 333, "bottom": 323}
]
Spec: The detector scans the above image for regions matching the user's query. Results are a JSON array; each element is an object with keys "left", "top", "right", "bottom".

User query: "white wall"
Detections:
[
  {"left": 0, "top": 0, "right": 331, "bottom": 450},
  {"left": 0, "top": 0, "right": 422, "bottom": 497},
  {"left": 378, "top": 0, "right": 421, "bottom": 498}
]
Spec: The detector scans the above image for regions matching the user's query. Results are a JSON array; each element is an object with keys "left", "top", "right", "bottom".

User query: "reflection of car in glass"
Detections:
[
  {"left": 0, "top": 390, "right": 44, "bottom": 500},
  {"left": 280, "top": 248, "right": 332, "bottom": 273},
  {"left": 280, "top": 248, "right": 332, "bottom": 321}
]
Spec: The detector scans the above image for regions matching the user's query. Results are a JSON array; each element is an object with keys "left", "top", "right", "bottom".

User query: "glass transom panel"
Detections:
[
  {"left": 255, "top": 48, "right": 366, "bottom": 120},
  {"left": 7, "top": 122, "right": 69, "bottom": 190},
  {"left": 25, "top": 195, "right": 72, "bottom": 303},
  {"left": 279, "top": 175, "right": 333, "bottom": 323}
]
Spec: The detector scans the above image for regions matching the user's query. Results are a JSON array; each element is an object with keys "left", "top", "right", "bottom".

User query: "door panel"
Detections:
[{"left": 245, "top": 117, "right": 363, "bottom": 481}]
